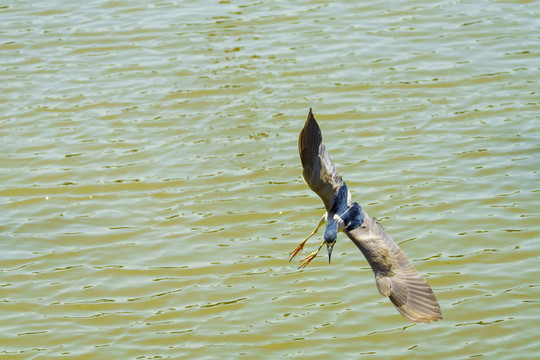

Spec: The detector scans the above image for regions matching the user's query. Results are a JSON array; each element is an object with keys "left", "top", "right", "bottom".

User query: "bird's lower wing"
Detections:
[{"left": 344, "top": 211, "right": 442, "bottom": 323}]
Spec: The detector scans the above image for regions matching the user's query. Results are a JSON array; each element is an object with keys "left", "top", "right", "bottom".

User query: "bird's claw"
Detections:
[
  {"left": 298, "top": 252, "right": 317, "bottom": 269},
  {"left": 288, "top": 243, "right": 305, "bottom": 262}
]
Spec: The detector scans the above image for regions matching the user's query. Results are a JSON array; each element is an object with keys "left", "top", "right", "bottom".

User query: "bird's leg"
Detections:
[
  {"left": 298, "top": 239, "right": 325, "bottom": 269},
  {"left": 289, "top": 214, "right": 325, "bottom": 262}
]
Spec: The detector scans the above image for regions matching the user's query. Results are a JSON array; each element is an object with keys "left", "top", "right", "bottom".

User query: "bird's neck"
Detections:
[
  {"left": 325, "top": 201, "right": 364, "bottom": 234},
  {"left": 341, "top": 202, "right": 364, "bottom": 231}
]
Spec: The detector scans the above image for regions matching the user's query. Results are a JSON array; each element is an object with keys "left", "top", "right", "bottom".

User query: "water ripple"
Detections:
[{"left": 2, "top": 0, "right": 540, "bottom": 358}]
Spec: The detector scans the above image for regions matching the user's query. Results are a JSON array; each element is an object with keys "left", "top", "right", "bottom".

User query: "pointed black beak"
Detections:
[{"left": 327, "top": 244, "right": 333, "bottom": 263}]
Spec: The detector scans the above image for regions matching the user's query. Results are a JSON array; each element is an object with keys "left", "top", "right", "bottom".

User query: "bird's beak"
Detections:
[{"left": 327, "top": 244, "right": 334, "bottom": 263}]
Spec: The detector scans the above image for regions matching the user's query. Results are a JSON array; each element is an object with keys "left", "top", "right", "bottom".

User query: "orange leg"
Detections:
[
  {"left": 289, "top": 215, "right": 325, "bottom": 262},
  {"left": 298, "top": 239, "right": 325, "bottom": 269}
]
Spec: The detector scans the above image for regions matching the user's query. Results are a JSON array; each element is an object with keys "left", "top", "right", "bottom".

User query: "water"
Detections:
[{"left": 1, "top": 0, "right": 539, "bottom": 358}]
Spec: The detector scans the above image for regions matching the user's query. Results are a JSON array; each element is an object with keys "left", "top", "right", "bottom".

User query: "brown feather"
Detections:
[
  {"left": 345, "top": 209, "right": 442, "bottom": 323},
  {"left": 298, "top": 109, "right": 347, "bottom": 213}
]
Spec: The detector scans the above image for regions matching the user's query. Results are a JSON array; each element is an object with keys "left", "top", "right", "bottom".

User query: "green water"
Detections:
[{"left": 2, "top": 1, "right": 539, "bottom": 359}]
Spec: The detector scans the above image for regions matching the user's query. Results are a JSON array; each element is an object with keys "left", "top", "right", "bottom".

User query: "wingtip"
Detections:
[
  {"left": 390, "top": 287, "right": 443, "bottom": 324},
  {"left": 305, "top": 108, "right": 317, "bottom": 128},
  {"left": 394, "top": 302, "right": 443, "bottom": 324}
]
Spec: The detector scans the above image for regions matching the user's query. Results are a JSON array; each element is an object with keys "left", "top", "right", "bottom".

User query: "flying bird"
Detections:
[{"left": 289, "top": 108, "right": 442, "bottom": 323}]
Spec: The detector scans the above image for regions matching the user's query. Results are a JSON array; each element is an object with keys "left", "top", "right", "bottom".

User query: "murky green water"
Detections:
[{"left": 2, "top": 0, "right": 539, "bottom": 358}]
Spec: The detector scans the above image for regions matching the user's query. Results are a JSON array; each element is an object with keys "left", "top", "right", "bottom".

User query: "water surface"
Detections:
[{"left": 1, "top": 0, "right": 539, "bottom": 359}]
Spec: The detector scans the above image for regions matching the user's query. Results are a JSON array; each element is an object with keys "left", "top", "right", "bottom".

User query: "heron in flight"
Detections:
[{"left": 289, "top": 108, "right": 442, "bottom": 323}]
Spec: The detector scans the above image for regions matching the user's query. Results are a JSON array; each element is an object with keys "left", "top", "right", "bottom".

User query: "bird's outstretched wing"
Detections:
[
  {"left": 345, "top": 209, "right": 442, "bottom": 323},
  {"left": 298, "top": 109, "right": 348, "bottom": 213}
]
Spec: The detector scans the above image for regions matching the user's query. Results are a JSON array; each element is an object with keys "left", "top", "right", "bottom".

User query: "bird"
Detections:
[{"left": 289, "top": 108, "right": 442, "bottom": 323}]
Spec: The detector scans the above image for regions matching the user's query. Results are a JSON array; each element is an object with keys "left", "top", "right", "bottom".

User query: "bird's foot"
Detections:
[
  {"left": 289, "top": 217, "right": 326, "bottom": 262},
  {"left": 288, "top": 242, "right": 306, "bottom": 262},
  {"left": 297, "top": 239, "right": 325, "bottom": 269},
  {"left": 298, "top": 252, "right": 318, "bottom": 269}
]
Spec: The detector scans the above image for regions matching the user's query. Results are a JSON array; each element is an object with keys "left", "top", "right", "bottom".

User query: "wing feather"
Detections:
[
  {"left": 298, "top": 109, "right": 347, "bottom": 212},
  {"left": 345, "top": 209, "right": 443, "bottom": 323}
]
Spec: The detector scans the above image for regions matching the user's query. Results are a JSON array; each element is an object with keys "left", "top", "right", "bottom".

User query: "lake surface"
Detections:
[{"left": 2, "top": 0, "right": 539, "bottom": 358}]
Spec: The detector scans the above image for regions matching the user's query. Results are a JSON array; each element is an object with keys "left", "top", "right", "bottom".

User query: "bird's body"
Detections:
[{"left": 290, "top": 109, "right": 442, "bottom": 323}]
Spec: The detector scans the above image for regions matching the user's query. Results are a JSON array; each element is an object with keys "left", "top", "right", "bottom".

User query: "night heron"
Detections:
[{"left": 289, "top": 108, "right": 442, "bottom": 323}]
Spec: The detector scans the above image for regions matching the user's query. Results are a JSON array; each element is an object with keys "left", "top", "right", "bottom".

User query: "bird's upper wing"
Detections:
[
  {"left": 344, "top": 209, "right": 442, "bottom": 323},
  {"left": 298, "top": 109, "right": 348, "bottom": 213}
]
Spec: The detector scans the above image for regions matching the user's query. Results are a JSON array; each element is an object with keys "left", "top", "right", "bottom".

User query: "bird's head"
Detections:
[{"left": 324, "top": 221, "right": 338, "bottom": 263}]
